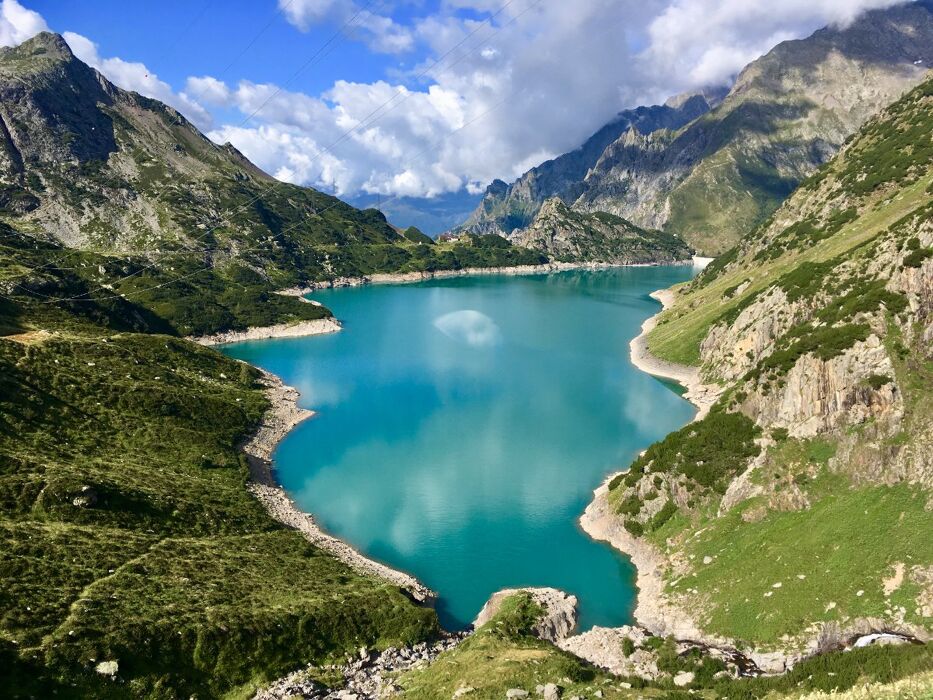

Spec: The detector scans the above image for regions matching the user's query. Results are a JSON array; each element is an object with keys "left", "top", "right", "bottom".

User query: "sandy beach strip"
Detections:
[{"left": 629, "top": 288, "right": 721, "bottom": 421}]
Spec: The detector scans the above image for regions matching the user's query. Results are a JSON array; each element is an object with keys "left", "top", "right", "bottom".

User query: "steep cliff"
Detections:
[{"left": 603, "top": 72, "right": 933, "bottom": 659}]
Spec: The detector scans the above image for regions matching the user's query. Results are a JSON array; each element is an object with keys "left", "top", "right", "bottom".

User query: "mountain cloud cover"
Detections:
[{"left": 0, "top": 0, "right": 909, "bottom": 200}]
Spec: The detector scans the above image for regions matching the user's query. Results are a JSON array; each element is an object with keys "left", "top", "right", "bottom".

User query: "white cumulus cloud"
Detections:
[
  {"left": 278, "top": 0, "right": 414, "bottom": 54},
  {"left": 0, "top": 0, "right": 917, "bottom": 203},
  {"left": 0, "top": 0, "right": 45, "bottom": 46}
]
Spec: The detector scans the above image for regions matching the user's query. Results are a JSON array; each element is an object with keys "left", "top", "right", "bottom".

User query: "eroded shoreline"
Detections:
[
  {"left": 192, "top": 317, "right": 342, "bottom": 346},
  {"left": 240, "top": 369, "right": 435, "bottom": 603},
  {"left": 628, "top": 288, "right": 721, "bottom": 421},
  {"left": 278, "top": 259, "right": 694, "bottom": 296}
]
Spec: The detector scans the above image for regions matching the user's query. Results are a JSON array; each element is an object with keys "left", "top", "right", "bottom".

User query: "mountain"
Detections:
[
  {"left": 460, "top": 88, "right": 726, "bottom": 236},
  {"left": 0, "top": 33, "right": 545, "bottom": 336},
  {"left": 2, "top": 25, "right": 932, "bottom": 700},
  {"left": 347, "top": 190, "right": 482, "bottom": 237},
  {"left": 464, "top": 1, "right": 933, "bottom": 255},
  {"left": 604, "top": 70, "right": 933, "bottom": 661},
  {"left": 512, "top": 197, "right": 692, "bottom": 264}
]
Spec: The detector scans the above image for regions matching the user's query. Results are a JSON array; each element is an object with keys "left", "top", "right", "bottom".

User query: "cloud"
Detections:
[
  {"left": 0, "top": 0, "right": 45, "bottom": 46},
  {"left": 0, "top": 0, "right": 916, "bottom": 203},
  {"left": 185, "top": 75, "right": 231, "bottom": 106},
  {"left": 278, "top": 0, "right": 414, "bottom": 54},
  {"left": 208, "top": 0, "right": 910, "bottom": 202},
  {"left": 643, "top": 0, "right": 906, "bottom": 87},
  {"left": 434, "top": 310, "right": 502, "bottom": 347},
  {"left": 62, "top": 31, "right": 213, "bottom": 130}
]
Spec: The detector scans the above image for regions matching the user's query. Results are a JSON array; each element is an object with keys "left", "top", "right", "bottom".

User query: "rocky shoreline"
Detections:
[
  {"left": 278, "top": 259, "right": 695, "bottom": 296},
  {"left": 579, "top": 476, "right": 714, "bottom": 644},
  {"left": 240, "top": 369, "right": 435, "bottom": 603},
  {"left": 255, "top": 636, "right": 467, "bottom": 700},
  {"left": 191, "top": 317, "right": 342, "bottom": 346}
]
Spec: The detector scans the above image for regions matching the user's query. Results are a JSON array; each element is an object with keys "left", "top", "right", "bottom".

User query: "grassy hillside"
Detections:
[
  {"left": 0, "top": 262, "right": 438, "bottom": 697},
  {"left": 603, "top": 74, "right": 933, "bottom": 654},
  {"left": 648, "top": 76, "right": 933, "bottom": 366},
  {"left": 396, "top": 591, "right": 933, "bottom": 700}
]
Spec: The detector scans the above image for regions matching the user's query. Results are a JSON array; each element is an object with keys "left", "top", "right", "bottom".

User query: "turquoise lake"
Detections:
[{"left": 222, "top": 267, "right": 697, "bottom": 630}]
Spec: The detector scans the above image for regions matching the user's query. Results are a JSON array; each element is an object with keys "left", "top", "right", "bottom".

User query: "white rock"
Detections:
[
  {"left": 673, "top": 671, "right": 695, "bottom": 687},
  {"left": 506, "top": 690, "right": 529, "bottom": 699},
  {"left": 542, "top": 682, "right": 561, "bottom": 700},
  {"left": 453, "top": 687, "right": 475, "bottom": 699},
  {"left": 95, "top": 660, "right": 118, "bottom": 676}
]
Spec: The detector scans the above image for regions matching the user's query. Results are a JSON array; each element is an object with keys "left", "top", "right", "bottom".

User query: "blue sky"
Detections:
[
  {"left": 1, "top": 0, "right": 910, "bottom": 211},
  {"left": 30, "top": 1, "right": 425, "bottom": 97}
]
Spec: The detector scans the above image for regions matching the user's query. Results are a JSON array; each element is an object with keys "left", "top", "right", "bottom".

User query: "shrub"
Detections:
[{"left": 865, "top": 373, "right": 892, "bottom": 390}]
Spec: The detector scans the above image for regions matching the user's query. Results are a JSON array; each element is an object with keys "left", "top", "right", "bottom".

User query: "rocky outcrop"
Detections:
[
  {"left": 510, "top": 198, "right": 692, "bottom": 265},
  {"left": 742, "top": 335, "right": 903, "bottom": 437},
  {"left": 254, "top": 636, "right": 466, "bottom": 700},
  {"left": 473, "top": 588, "right": 578, "bottom": 642},
  {"left": 557, "top": 626, "right": 658, "bottom": 678}
]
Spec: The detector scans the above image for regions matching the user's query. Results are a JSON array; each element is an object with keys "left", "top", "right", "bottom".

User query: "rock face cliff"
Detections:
[
  {"left": 460, "top": 89, "right": 725, "bottom": 237},
  {"left": 464, "top": 2, "right": 933, "bottom": 255},
  {"left": 602, "top": 73, "right": 933, "bottom": 659},
  {"left": 511, "top": 197, "right": 692, "bottom": 264}
]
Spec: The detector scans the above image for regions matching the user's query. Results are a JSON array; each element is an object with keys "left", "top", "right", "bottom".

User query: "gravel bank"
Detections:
[{"left": 191, "top": 317, "right": 342, "bottom": 346}]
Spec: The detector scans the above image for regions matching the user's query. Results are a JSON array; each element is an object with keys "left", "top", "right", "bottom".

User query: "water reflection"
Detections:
[{"left": 223, "top": 267, "right": 696, "bottom": 629}]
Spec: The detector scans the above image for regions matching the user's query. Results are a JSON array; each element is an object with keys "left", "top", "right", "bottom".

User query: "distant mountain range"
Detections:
[
  {"left": 0, "top": 33, "right": 548, "bottom": 336},
  {"left": 461, "top": 1, "right": 933, "bottom": 255}
]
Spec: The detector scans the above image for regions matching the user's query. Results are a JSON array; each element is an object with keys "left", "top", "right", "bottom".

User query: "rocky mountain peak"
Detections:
[{"left": 5, "top": 31, "right": 73, "bottom": 58}]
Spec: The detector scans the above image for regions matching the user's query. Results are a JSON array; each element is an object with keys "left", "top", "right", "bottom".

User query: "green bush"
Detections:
[{"left": 623, "top": 411, "right": 760, "bottom": 494}]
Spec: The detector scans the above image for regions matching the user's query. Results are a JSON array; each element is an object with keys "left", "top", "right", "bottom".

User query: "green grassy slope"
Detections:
[
  {"left": 648, "top": 76, "right": 933, "bottom": 366},
  {"left": 0, "top": 266, "right": 437, "bottom": 697},
  {"left": 396, "top": 591, "right": 933, "bottom": 700}
]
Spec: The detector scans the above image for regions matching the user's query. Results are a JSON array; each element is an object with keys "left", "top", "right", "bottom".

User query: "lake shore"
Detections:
[
  {"left": 240, "top": 368, "right": 436, "bottom": 604},
  {"left": 191, "top": 317, "right": 342, "bottom": 346},
  {"left": 278, "top": 259, "right": 695, "bottom": 296},
  {"left": 628, "top": 288, "right": 721, "bottom": 421},
  {"left": 578, "top": 475, "right": 725, "bottom": 640},
  {"left": 577, "top": 283, "right": 731, "bottom": 663}
]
